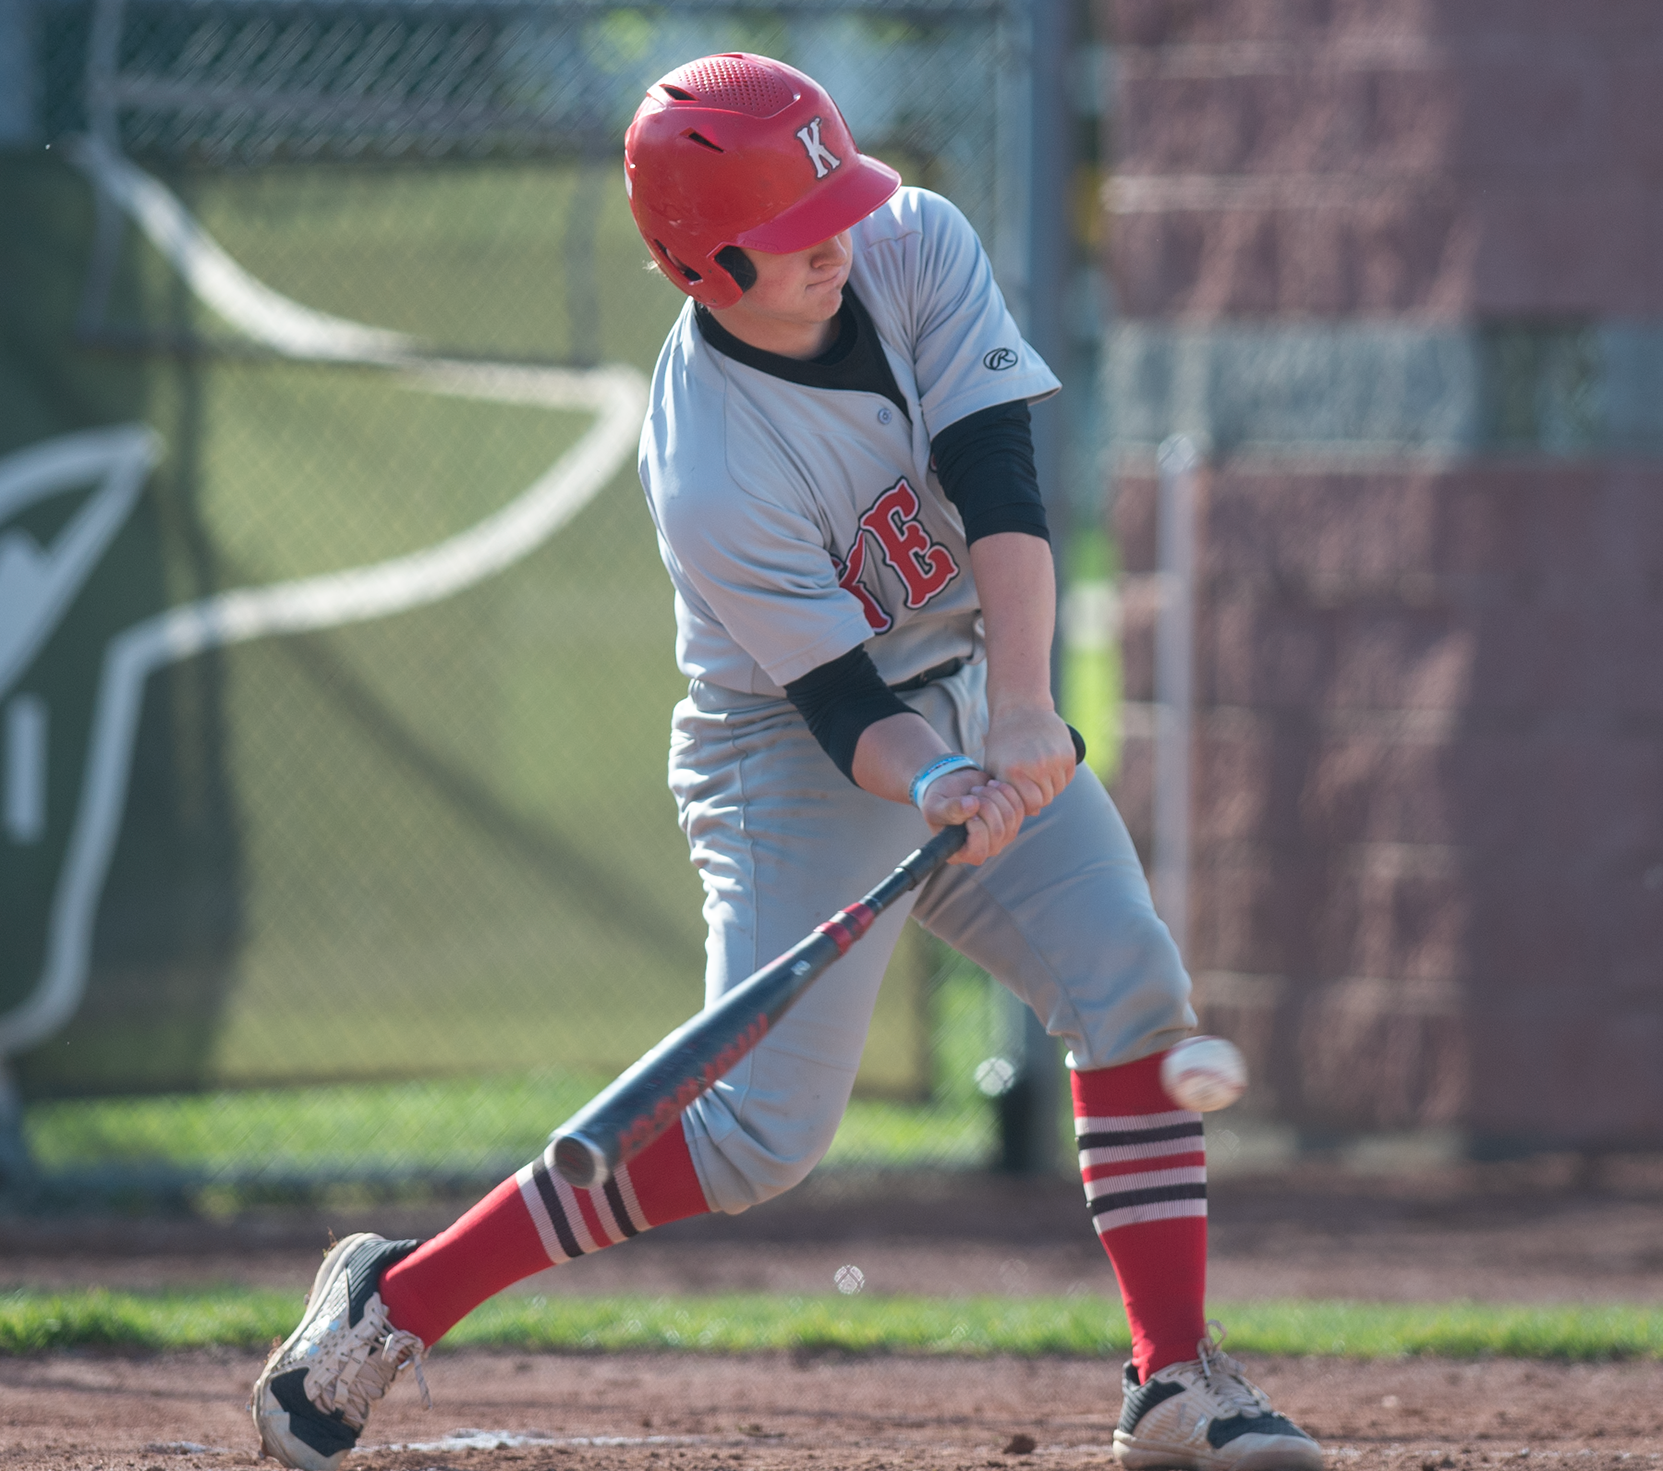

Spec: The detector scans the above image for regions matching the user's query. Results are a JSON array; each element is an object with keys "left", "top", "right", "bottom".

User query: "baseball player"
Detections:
[{"left": 252, "top": 53, "right": 1322, "bottom": 1471}]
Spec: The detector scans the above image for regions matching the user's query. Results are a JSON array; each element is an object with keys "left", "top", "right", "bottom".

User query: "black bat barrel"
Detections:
[
  {"left": 551, "top": 822, "right": 970, "bottom": 1187},
  {"left": 551, "top": 927, "right": 843, "bottom": 1188}
]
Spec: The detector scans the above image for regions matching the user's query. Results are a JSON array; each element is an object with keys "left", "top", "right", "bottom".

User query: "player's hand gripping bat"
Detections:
[{"left": 549, "top": 726, "right": 1087, "bottom": 1188}]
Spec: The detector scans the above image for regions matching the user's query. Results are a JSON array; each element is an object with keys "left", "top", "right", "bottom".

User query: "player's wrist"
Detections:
[
  {"left": 985, "top": 694, "right": 1059, "bottom": 724},
  {"left": 909, "top": 753, "right": 981, "bottom": 810}
]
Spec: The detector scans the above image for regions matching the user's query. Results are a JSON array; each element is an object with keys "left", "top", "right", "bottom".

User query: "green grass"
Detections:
[
  {"left": 22, "top": 966, "right": 1014, "bottom": 1183},
  {"left": 22, "top": 1066, "right": 1001, "bottom": 1183},
  {"left": 23, "top": 1071, "right": 612, "bottom": 1180},
  {"left": 2, "top": 1289, "right": 1660, "bottom": 1361}
]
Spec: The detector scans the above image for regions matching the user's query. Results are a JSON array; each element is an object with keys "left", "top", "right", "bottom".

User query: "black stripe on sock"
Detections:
[
  {"left": 1088, "top": 1182, "right": 1208, "bottom": 1217},
  {"left": 602, "top": 1177, "right": 640, "bottom": 1238},
  {"left": 1076, "top": 1121, "right": 1204, "bottom": 1151},
  {"left": 531, "top": 1159, "right": 585, "bottom": 1260}
]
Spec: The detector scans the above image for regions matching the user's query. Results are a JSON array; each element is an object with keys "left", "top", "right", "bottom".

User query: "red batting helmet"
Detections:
[{"left": 624, "top": 53, "right": 903, "bottom": 308}]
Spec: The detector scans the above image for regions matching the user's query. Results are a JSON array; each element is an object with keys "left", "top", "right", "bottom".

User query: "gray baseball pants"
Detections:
[{"left": 668, "top": 660, "right": 1193, "bottom": 1214}]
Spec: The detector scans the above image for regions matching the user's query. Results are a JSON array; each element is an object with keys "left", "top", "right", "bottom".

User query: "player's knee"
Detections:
[
  {"left": 1144, "top": 923, "right": 1193, "bottom": 1031},
  {"left": 1067, "top": 903, "right": 1196, "bottom": 1068},
  {"left": 1105, "top": 889, "right": 1189, "bottom": 1008},
  {"left": 683, "top": 1095, "right": 843, "bottom": 1214},
  {"left": 715, "top": 1148, "right": 825, "bottom": 1213},
  {"left": 705, "top": 1153, "right": 830, "bottom": 1215}
]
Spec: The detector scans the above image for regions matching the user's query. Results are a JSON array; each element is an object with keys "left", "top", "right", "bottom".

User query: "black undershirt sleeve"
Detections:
[
  {"left": 930, "top": 400, "right": 1049, "bottom": 543},
  {"left": 784, "top": 643, "right": 916, "bottom": 785}
]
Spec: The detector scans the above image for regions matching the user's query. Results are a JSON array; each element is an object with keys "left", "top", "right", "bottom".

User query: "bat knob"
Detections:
[{"left": 552, "top": 1131, "right": 610, "bottom": 1188}]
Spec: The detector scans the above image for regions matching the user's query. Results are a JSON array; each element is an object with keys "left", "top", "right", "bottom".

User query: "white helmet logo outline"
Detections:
[
  {"left": 0, "top": 427, "right": 153, "bottom": 700},
  {"left": 795, "top": 117, "right": 842, "bottom": 180},
  {"left": 0, "top": 140, "right": 649, "bottom": 1063}
]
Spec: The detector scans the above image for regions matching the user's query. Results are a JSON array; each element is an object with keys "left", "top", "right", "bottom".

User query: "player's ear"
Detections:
[{"left": 714, "top": 245, "right": 757, "bottom": 293}]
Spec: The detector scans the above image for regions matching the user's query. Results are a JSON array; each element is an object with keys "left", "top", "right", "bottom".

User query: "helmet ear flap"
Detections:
[{"left": 714, "top": 245, "right": 756, "bottom": 293}]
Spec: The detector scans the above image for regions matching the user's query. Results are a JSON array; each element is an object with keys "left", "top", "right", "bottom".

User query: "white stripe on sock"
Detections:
[
  {"left": 1093, "top": 1197, "right": 1209, "bottom": 1233},
  {"left": 1085, "top": 1164, "right": 1208, "bottom": 1199},
  {"left": 1074, "top": 1109, "right": 1201, "bottom": 1133},
  {"left": 1079, "top": 1134, "right": 1208, "bottom": 1167},
  {"left": 588, "top": 1188, "right": 627, "bottom": 1244},
  {"left": 612, "top": 1162, "right": 651, "bottom": 1234},
  {"left": 515, "top": 1161, "right": 574, "bottom": 1266},
  {"left": 549, "top": 1170, "right": 606, "bottom": 1254}
]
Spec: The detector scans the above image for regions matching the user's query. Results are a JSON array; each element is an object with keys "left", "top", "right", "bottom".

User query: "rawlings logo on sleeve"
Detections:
[{"left": 834, "top": 478, "right": 961, "bottom": 632}]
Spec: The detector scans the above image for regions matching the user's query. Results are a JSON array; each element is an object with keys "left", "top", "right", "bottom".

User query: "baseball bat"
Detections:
[{"left": 549, "top": 725, "right": 1087, "bottom": 1188}]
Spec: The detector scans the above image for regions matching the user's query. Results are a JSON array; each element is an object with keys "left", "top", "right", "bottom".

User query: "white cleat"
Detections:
[
  {"left": 251, "top": 1232, "right": 429, "bottom": 1470},
  {"left": 1113, "top": 1323, "right": 1324, "bottom": 1471}
]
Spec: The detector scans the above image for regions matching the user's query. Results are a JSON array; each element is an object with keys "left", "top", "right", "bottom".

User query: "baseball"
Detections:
[{"left": 1160, "top": 1035, "right": 1248, "bottom": 1112}]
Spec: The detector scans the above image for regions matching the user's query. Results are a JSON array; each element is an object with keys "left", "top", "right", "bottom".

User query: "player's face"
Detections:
[{"left": 710, "top": 231, "right": 853, "bottom": 359}]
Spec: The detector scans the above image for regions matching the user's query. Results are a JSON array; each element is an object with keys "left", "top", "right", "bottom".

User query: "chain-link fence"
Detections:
[{"left": 1, "top": 0, "right": 1095, "bottom": 1204}]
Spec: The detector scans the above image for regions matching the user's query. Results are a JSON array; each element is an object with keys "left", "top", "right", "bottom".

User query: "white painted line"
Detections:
[
  {"left": 4, "top": 694, "right": 49, "bottom": 843},
  {"left": 360, "top": 1430, "right": 726, "bottom": 1454},
  {"left": 0, "top": 423, "right": 157, "bottom": 695},
  {"left": 69, "top": 134, "right": 417, "bottom": 364}
]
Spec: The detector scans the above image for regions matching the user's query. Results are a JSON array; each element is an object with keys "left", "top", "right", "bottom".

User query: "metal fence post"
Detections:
[
  {"left": 0, "top": 0, "right": 35, "bottom": 144},
  {"left": 75, "top": 0, "right": 130, "bottom": 335},
  {"left": 994, "top": 0, "right": 1070, "bottom": 1175},
  {"left": 0, "top": 1064, "right": 33, "bottom": 1196},
  {"left": 1153, "top": 435, "right": 1200, "bottom": 954}
]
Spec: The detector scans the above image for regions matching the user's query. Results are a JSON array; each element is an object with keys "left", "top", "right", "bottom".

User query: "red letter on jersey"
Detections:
[
  {"left": 859, "top": 478, "right": 960, "bottom": 609},
  {"left": 835, "top": 532, "right": 893, "bottom": 633}
]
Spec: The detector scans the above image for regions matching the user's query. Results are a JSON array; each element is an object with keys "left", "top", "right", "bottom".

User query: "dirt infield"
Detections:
[
  {"left": 5, "top": 1158, "right": 1662, "bottom": 1468},
  {"left": 2, "top": 1349, "right": 1661, "bottom": 1471}
]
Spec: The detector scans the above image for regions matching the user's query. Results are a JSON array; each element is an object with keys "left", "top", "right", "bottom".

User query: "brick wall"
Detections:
[
  {"left": 1111, "top": 0, "right": 1663, "bottom": 318},
  {"left": 1106, "top": 1, "right": 1663, "bottom": 1149}
]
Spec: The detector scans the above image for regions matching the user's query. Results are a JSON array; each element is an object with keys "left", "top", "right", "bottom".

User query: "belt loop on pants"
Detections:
[{"left": 887, "top": 657, "right": 965, "bottom": 694}]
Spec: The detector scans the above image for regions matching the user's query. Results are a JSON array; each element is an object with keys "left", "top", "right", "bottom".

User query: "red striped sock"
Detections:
[
  {"left": 378, "top": 1122, "right": 709, "bottom": 1347},
  {"left": 1072, "top": 1054, "right": 1208, "bottom": 1380}
]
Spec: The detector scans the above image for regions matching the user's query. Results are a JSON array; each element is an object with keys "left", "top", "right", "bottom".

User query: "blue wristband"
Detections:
[{"left": 909, "top": 753, "right": 981, "bottom": 810}]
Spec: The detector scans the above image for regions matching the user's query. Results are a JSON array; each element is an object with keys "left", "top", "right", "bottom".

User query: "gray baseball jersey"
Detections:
[{"left": 639, "top": 187, "right": 1061, "bottom": 698}]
